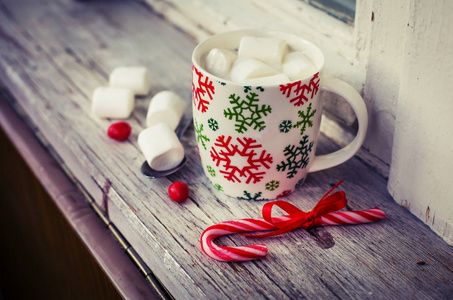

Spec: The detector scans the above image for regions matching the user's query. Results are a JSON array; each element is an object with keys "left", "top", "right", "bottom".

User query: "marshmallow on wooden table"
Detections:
[
  {"left": 92, "top": 87, "right": 134, "bottom": 119},
  {"left": 146, "top": 91, "right": 185, "bottom": 130},
  {"left": 109, "top": 66, "right": 151, "bottom": 96},
  {"left": 238, "top": 36, "right": 288, "bottom": 65},
  {"left": 205, "top": 48, "right": 237, "bottom": 78},
  {"left": 138, "top": 123, "right": 185, "bottom": 171},
  {"left": 230, "top": 58, "right": 280, "bottom": 83},
  {"left": 243, "top": 73, "right": 291, "bottom": 86},
  {"left": 283, "top": 51, "right": 317, "bottom": 81}
]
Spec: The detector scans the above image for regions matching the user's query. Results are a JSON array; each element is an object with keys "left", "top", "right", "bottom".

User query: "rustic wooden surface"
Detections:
[{"left": 0, "top": 0, "right": 452, "bottom": 299}]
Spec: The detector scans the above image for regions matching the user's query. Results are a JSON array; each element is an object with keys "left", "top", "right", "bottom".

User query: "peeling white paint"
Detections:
[{"left": 388, "top": 0, "right": 453, "bottom": 245}]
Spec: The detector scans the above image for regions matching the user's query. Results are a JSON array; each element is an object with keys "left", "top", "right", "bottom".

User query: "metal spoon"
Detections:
[
  {"left": 140, "top": 109, "right": 192, "bottom": 178},
  {"left": 140, "top": 156, "right": 188, "bottom": 179}
]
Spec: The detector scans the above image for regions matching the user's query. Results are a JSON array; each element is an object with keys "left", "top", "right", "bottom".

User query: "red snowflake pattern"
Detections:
[
  {"left": 192, "top": 65, "right": 215, "bottom": 113},
  {"left": 279, "top": 72, "right": 320, "bottom": 106},
  {"left": 210, "top": 135, "right": 273, "bottom": 184}
]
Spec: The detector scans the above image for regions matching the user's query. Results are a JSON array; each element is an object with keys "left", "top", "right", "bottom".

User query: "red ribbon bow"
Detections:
[{"left": 243, "top": 181, "right": 347, "bottom": 238}]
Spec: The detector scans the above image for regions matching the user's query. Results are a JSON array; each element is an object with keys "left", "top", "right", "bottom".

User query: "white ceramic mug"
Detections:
[{"left": 192, "top": 30, "right": 367, "bottom": 200}]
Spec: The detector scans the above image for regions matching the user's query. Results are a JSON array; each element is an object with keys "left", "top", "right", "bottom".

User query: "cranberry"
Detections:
[
  {"left": 107, "top": 122, "right": 131, "bottom": 141},
  {"left": 168, "top": 181, "right": 189, "bottom": 202}
]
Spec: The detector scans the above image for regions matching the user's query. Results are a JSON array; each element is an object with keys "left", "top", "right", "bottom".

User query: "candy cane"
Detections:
[
  {"left": 201, "top": 208, "right": 386, "bottom": 262},
  {"left": 201, "top": 217, "right": 285, "bottom": 262},
  {"left": 320, "top": 207, "right": 385, "bottom": 226}
]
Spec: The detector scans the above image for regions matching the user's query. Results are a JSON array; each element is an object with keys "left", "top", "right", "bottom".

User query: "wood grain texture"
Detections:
[{"left": 0, "top": 0, "right": 452, "bottom": 299}]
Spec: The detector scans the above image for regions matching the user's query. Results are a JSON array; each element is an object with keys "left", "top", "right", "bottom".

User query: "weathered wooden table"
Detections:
[{"left": 1, "top": 0, "right": 452, "bottom": 299}]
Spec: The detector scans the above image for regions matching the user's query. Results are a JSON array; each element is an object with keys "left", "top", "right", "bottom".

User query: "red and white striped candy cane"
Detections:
[
  {"left": 201, "top": 217, "right": 286, "bottom": 262},
  {"left": 200, "top": 208, "right": 386, "bottom": 262},
  {"left": 319, "top": 207, "right": 385, "bottom": 226}
]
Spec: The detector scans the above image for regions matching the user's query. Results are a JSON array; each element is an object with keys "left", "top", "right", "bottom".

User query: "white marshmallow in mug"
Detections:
[
  {"left": 283, "top": 51, "right": 317, "bottom": 81},
  {"left": 205, "top": 48, "right": 237, "bottom": 78},
  {"left": 138, "top": 123, "right": 185, "bottom": 171},
  {"left": 243, "top": 73, "right": 291, "bottom": 86},
  {"left": 109, "top": 66, "right": 151, "bottom": 96},
  {"left": 146, "top": 91, "right": 185, "bottom": 130},
  {"left": 238, "top": 36, "right": 288, "bottom": 65},
  {"left": 230, "top": 58, "right": 280, "bottom": 83},
  {"left": 91, "top": 87, "right": 134, "bottom": 119}
]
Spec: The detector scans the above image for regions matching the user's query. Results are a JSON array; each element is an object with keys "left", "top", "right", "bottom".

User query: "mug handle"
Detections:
[{"left": 309, "top": 76, "right": 368, "bottom": 173}]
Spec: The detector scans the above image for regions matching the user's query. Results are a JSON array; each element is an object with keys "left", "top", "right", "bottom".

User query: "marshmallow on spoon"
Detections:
[
  {"left": 230, "top": 58, "right": 280, "bottom": 83},
  {"left": 109, "top": 66, "right": 151, "bottom": 96},
  {"left": 138, "top": 123, "right": 185, "bottom": 171},
  {"left": 92, "top": 87, "right": 134, "bottom": 119},
  {"left": 146, "top": 91, "right": 185, "bottom": 130},
  {"left": 205, "top": 48, "right": 237, "bottom": 78},
  {"left": 238, "top": 36, "right": 288, "bottom": 65},
  {"left": 283, "top": 51, "right": 317, "bottom": 81}
]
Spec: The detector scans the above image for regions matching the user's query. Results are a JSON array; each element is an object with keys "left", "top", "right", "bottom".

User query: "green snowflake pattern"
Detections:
[
  {"left": 279, "top": 120, "right": 293, "bottom": 133},
  {"left": 277, "top": 135, "right": 314, "bottom": 178},
  {"left": 194, "top": 119, "right": 210, "bottom": 150},
  {"left": 206, "top": 165, "right": 216, "bottom": 177},
  {"left": 214, "top": 183, "right": 223, "bottom": 191},
  {"left": 265, "top": 180, "right": 280, "bottom": 191},
  {"left": 224, "top": 92, "right": 272, "bottom": 133},
  {"left": 238, "top": 191, "right": 268, "bottom": 201},
  {"left": 294, "top": 103, "right": 317, "bottom": 135},
  {"left": 207, "top": 118, "right": 219, "bottom": 131}
]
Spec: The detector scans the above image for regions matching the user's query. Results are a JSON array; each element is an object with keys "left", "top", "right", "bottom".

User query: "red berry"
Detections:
[
  {"left": 168, "top": 181, "right": 189, "bottom": 202},
  {"left": 107, "top": 122, "right": 131, "bottom": 141}
]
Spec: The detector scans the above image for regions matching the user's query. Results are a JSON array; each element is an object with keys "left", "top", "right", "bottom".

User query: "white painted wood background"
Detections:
[
  {"left": 387, "top": 0, "right": 453, "bottom": 244},
  {"left": 0, "top": 0, "right": 452, "bottom": 298}
]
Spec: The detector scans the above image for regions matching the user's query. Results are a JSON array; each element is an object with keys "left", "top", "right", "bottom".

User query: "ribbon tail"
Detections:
[{"left": 312, "top": 191, "right": 347, "bottom": 216}]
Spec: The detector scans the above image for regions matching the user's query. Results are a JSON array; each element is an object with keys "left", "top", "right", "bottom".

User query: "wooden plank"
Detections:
[{"left": 0, "top": 0, "right": 452, "bottom": 299}]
